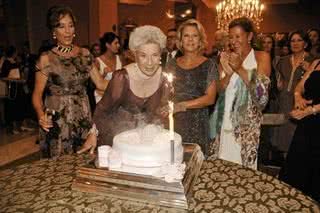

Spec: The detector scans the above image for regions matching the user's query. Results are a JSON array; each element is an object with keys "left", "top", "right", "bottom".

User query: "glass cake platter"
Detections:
[{"left": 72, "top": 143, "right": 204, "bottom": 210}]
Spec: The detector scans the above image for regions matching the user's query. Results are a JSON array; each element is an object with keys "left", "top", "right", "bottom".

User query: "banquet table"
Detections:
[{"left": 0, "top": 154, "right": 319, "bottom": 213}]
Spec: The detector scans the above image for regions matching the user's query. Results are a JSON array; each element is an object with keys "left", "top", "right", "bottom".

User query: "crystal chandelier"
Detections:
[{"left": 216, "top": 0, "right": 265, "bottom": 31}]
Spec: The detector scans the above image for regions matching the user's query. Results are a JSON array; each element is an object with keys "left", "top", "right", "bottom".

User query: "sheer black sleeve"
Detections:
[{"left": 93, "top": 69, "right": 129, "bottom": 142}]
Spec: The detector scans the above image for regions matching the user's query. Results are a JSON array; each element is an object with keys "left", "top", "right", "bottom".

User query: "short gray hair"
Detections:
[{"left": 129, "top": 25, "right": 167, "bottom": 52}]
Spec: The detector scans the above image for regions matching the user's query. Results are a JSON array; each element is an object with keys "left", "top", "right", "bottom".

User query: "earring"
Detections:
[
  {"left": 73, "top": 34, "right": 76, "bottom": 38},
  {"left": 53, "top": 33, "right": 56, "bottom": 39}
]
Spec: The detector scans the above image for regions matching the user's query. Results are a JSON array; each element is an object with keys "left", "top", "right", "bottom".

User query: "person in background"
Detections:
[
  {"left": 20, "top": 41, "right": 38, "bottom": 129},
  {"left": 0, "top": 46, "right": 24, "bottom": 134},
  {"left": 164, "top": 19, "right": 218, "bottom": 157},
  {"left": 32, "top": 5, "right": 106, "bottom": 158},
  {"left": 279, "top": 58, "right": 320, "bottom": 203},
  {"left": 90, "top": 43, "right": 101, "bottom": 58},
  {"left": 307, "top": 28, "right": 320, "bottom": 58},
  {"left": 121, "top": 36, "right": 135, "bottom": 65},
  {"left": 161, "top": 28, "right": 181, "bottom": 68},
  {"left": 94, "top": 32, "right": 122, "bottom": 103},
  {"left": 278, "top": 40, "right": 290, "bottom": 57},
  {"left": 272, "top": 30, "right": 314, "bottom": 156},
  {"left": 209, "top": 30, "right": 229, "bottom": 59},
  {"left": 213, "top": 17, "right": 271, "bottom": 169},
  {"left": 259, "top": 34, "right": 280, "bottom": 165},
  {"left": 78, "top": 25, "right": 168, "bottom": 153}
]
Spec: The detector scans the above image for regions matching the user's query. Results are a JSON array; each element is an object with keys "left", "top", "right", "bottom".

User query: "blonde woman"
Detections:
[{"left": 164, "top": 19, "right": 218, "bottom": 156}]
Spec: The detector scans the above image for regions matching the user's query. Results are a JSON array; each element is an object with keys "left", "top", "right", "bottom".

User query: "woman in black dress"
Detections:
[{"left": 279, "top": 58, "right": 320, "bottom": 202}]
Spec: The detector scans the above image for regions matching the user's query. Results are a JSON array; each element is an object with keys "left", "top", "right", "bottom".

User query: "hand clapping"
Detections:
[
  {"left": 220, "top": 52, "right": 233, "bottom": 76},
  {"left": 228, "top": 52, "right": 243, "bottom": 72}
]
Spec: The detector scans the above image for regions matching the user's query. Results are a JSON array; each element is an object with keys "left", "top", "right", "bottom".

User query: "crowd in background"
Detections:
[{"left": 0, "top": 4, "right": 320, "bottom": 202}]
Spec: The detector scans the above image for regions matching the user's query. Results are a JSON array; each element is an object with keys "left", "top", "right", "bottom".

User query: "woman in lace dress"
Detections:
[
  {"left": 165, "top": 19, "right": 218, "bottom": 157},
  {"left": 78, "top": 25, "right": 168, "bottom": 154},
  {"left": 212, "top": 17, "right": 271, "bottom": 169},
  {"left": 32, "top": 5, "right": 106, "bottom": 158}
]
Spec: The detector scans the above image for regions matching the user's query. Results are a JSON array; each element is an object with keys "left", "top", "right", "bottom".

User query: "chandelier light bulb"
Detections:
[{"left": 216, "top": 0, "right": 265, "bottom": 31}]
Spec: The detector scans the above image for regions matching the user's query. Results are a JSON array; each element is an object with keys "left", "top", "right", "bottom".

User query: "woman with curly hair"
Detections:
[
  {"left": 78, "top": 25, "right": 169, "bottom": 154},
  {"left": 32, "top": 5, "right": 106, "bottom": 158}
]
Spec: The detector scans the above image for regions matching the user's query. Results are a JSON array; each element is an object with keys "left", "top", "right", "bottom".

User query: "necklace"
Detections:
[
  {"left": 287, "top": 52, "right": 306, "bottom": 92},
  {"left": 291, "top": 52, "right": 305, "bottom": 68},
  {"left": 57, "top": 44, "right": 73, "bottom": 53}
]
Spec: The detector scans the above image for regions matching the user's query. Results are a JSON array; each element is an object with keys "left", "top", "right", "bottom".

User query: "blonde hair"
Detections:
[
  {"left": 177, "top": 19, "right": 208, "bottom": 53},
  {"left": 129, "top": 25, "right": 167, "bottom": 52}
]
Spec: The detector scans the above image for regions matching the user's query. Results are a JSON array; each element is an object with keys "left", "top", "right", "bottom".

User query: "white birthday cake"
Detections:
[{"left": 97, "top": 124, "right": 184, "bottom": 179}]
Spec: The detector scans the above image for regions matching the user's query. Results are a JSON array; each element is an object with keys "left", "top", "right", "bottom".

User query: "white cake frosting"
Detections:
[
  {"left": 96, "top": 124, "right": 185, "bottom": 179},
  {"left": 112, "top": 124, "right": 183, "bottom": 168}
]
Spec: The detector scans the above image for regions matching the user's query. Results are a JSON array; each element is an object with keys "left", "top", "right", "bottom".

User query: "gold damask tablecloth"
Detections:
[{"left": 0, "top": 154, "right": 319, "bottom": 213}]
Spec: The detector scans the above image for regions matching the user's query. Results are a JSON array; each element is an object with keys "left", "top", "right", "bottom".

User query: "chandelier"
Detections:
[{"left": 216, "top": 0, "right": 265, "bottom": 31}]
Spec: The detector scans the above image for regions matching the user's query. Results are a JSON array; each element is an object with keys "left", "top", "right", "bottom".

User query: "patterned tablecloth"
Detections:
[{"left": 0, "top": 154, "right": 319, "bottom": 213}]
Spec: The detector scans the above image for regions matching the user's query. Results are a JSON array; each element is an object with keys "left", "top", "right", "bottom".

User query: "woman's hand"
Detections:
[
  {"left": 220, "top": 52, "right": 233, "bottom": 76},
  {"left": 294, "top": 94, "right": 312, "bottom": 110},
  {"left": 228, "top": 52, "right": 243, "bottom": 72},
  {"left": 301, "top": 60, "right": 310, "bottom": 71},
  {"left": 38, "top": 113, "right": 53, "bottom": 132},
  {"left": 77, "top": 133, "right": 97, "bottom": 155},
  {"left": 290, "top": 107, "right": 313, "bottom": 120},
  {"left": 160, "top": 102, "right": 187, "bottom": 117}
]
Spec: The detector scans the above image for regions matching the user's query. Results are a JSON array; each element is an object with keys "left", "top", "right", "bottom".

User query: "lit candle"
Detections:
[
  {"left": 169, "top": 101, "right": 174, "bottom": 141},
  {"left": 163, "top": 72, "right": 175, "bottom": 164}
]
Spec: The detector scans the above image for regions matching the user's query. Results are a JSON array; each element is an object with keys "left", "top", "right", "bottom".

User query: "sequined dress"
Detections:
[{"left": 171, "top": 59, "right": 218, "bottom": 156}]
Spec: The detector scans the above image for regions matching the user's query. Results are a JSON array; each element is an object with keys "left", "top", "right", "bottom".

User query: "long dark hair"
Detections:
[
  {"left": 262, "top": 34, "right": 276, "bottom": 59},
  {"left": 99, "top": 32, "right": 120, "bottom": 54}
]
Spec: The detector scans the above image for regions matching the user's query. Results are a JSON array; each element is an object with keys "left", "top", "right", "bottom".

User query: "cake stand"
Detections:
[{"left": 72, "top": 143, "right": 204, "bottom": 210}]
